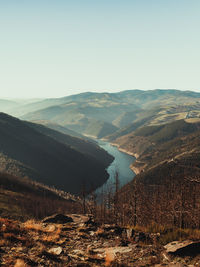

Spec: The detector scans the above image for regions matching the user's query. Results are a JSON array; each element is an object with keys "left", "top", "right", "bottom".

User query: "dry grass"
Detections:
[
  {"left": 23, "top": 219, "right": 62, "bottom": 244},
  {"left": 105, "top": 248, "right": 115, "bottom": 266},
  {"left": 24, "top": 219, "right": 43, "bottom": 231},
  {"left": 0, "top": 217, "right": 63, "bottom": 266},
  {"left": 132, "top": 223, "right": 200, "bottom": 245},
  {"left": 41, "top": 227, "right": 61, "bottom": 243},
  {"left": 24, "top": 219, "right": 58, "bottom": 233},
  {"left": 14, "top": 259, "right": 27, "bottom": 267}
]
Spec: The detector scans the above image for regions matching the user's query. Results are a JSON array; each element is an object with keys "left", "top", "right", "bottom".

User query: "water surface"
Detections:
[{"left": 96, "top": 140, "right": 135, "bottom": 194}]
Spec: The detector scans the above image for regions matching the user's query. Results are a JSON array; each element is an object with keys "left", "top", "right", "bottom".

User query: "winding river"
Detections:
[{"left": 95, "top": 140, "right": 135, "bottom": 194}]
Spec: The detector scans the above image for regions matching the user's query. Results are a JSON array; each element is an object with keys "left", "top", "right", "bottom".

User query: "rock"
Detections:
[
  {"left": 43, "top": 214, "right": 73, "bottom": 224},
  {"left": 69, "top": 214, "right": 90, "bottom": 224},
  {"left": 164, "top": 240, "right": 200, "bottom": 256},
  {"left": 46, "top": 224, "right": 56, "bottom": 232},
  {"left": 94, "top": 246, "right": 132, "bottom": 256},
  {"left": 48, "top": 247, "right": 62, "bottom": 255},
  {"left": 164, "top": 240, "right": 193, "bottom": 253}
]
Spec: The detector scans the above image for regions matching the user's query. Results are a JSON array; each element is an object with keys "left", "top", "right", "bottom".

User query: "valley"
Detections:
[
  {"left": 1, "top": 1, "right": 199, "bottom": 265},
  {"left": 0, "top": 89, "right": 200, "bottom": 266}
]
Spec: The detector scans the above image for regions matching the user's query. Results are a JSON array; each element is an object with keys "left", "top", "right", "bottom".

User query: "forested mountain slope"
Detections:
[
  {"left": 0, "top": 113, "right": 113, "bottom": 194},
  {"left": 115, "top": 119, "right": 200, "bottom": 228},
  {"left": 0, "top": 172, "right": 80, "bottom": 220},
  {"left": 113, "top": 119, "right": 200, "bottom": 173}
]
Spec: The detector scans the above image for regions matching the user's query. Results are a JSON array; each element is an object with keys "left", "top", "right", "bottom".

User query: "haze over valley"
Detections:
[{"left": 0, "top": 0, "right": 200, "bottom": 265}]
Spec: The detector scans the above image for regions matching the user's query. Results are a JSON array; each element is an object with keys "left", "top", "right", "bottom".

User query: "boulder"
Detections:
[
  {"left": 43, "top": 214, "right": 73, "bottom": 224},
  {"left": 164, "top": 240, "right": 200, "bottom": 257}
]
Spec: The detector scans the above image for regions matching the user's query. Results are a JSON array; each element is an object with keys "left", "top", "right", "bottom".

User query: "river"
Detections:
[{"left": 95, "top": 140, "right": 135, "bottom": 194}]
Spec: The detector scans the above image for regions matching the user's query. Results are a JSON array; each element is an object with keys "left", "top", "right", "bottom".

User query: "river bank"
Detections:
[
  {"left": 95, "top": 140, "right": 136, "bottom": 193},
  {"left": 110, "top": 142, "right": 143, "bottom": 175}
]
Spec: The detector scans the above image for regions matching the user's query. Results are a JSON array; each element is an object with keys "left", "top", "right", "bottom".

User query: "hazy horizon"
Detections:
[
  {"left": 1, "top": 88, "right": 200, "bottom": 100},
  {"left": 0, "top": 0, "right": 199, "bottom": 98}
]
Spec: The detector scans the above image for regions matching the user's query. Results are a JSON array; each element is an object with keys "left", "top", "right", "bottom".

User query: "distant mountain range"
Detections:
[{"left": 2, "top": 89, "right": 200, "bottom": 139}]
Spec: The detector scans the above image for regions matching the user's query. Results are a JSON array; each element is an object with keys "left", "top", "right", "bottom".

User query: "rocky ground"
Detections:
[{"left": 0, "top": 214, "right": 199, "bottom": 266}]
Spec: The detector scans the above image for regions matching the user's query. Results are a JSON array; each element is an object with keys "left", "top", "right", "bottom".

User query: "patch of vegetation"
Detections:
[
  {"left": 133, "top": 224, "right": 200, "bottom": 245},
  {"left": 0, "top": 172, "right": 82, "bottom": 220}
]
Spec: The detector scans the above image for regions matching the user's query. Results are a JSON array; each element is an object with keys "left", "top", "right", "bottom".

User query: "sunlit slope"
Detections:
[
  {"left": 113, "top": 119, "right": 200, "bottom": 174},
  {"left": 21, "top": 90, "right": 200, "bottom": 138}
]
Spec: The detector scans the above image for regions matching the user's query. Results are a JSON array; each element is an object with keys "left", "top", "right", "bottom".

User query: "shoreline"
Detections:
[
  {"left": 110, "top": 142, "right": 143, "bottom": 175},
  {"left": 110, "top": 143, "right": 139, "bottom": 158},
  {"left": 130, "top": 165, "right": 141, "bottom": 175}
]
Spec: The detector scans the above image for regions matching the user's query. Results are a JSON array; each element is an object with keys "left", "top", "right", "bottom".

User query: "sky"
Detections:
[{"left": 0, "top": 0, "right": 199, "bottom": 98}]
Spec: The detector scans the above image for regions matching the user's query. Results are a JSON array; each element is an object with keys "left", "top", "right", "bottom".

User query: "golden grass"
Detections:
[
  {"left": 185, "top": 118, "right": 200, "bottom": 123},
  {"left": 105, "top": 248, "right": 115, "bottom": 266},
  {"left": 14, "top": 259, "right": 27, "bottom": 267},
  {"left": 24, "top": 220, "right": 57, "bottom": 233},
  {"left": 24, "top": 220, "right": 43, "bottom": 231},
  {"left": 132, "top": 223, "right": 200, "bottom": 245},
  {"left": 41, "top": 227, "right": 61, "bottom": 243}
]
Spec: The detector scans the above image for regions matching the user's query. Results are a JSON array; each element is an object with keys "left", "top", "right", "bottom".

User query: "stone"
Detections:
[
  {"left": 93, "top": 246, "right": 133, "bottom": 256},
  {"left": 69, "top": 214, "right": 90, "bottom": 224},
  {"left": 43, "top": 214, "right": 73, "bottom": 224},
  {"left": 48, "top": 247, "right": 63, "bottom": 255},
  {"left": 164, "top": 240, "right": 200, "bottom": 256}
]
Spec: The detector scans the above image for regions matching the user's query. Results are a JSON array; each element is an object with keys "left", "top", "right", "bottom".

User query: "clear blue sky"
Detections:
[{"left": 0, "top": 0, "right": 199, "bottom": 98}]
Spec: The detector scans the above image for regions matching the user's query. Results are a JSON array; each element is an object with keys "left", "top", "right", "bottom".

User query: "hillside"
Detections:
[
  {"left": 31, "top": 120, "right": 86, "bottom": 139},
  {"left": 107, "top": 103, "right": 200, "bottom": 141},
  {"left": 21, "top": 89, "right": 200, "bottom": 138},
  {"left": 26, "top": 121, "right": 113, "bottom": 165},
  {"left": 113, "top": 119, "right": 200, "bottom": 173},
  {"left": 112, "top": 119, "right": 200, "bottom": 229},
  {"left": 0, "top": 172, "right": 81, "bottom": 221},
  {"left": 22, "top": 105, "right": 120, "bottom": 138},
  {"left": 0, "top": 113, "right": 113, "bottom": 194}
]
